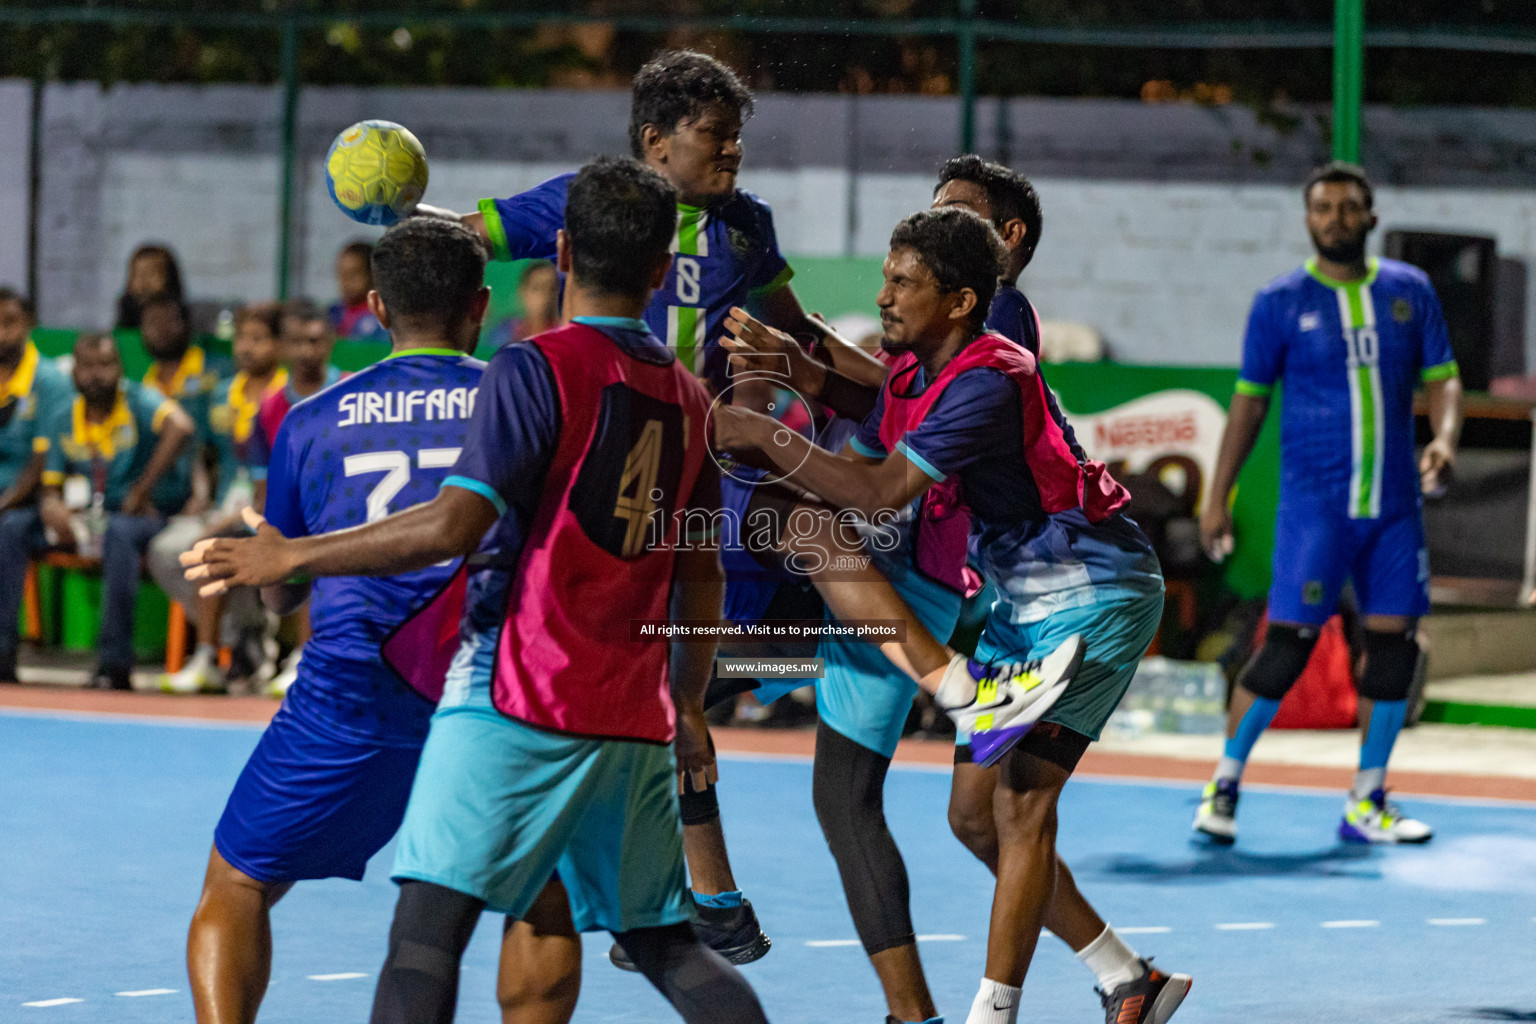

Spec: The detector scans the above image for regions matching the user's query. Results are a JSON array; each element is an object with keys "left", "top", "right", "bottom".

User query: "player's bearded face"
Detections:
[
  {"left": 1305, "top": 181, "right": 1374, "bottom": 264},
  {"left": 656, "top": 103, "right": 743, "bottom": 206}
]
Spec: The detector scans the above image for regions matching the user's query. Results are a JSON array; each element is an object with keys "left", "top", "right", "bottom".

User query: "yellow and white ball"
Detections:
[{"left": 325, "top": 120, "right": 429, "bottom": 226}]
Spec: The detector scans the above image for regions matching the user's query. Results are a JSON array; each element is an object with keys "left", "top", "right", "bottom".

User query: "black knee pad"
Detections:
[
  {"left": 1237, "top": 623, "right": 1319, "bottom": 701},
  {"left": 1357, "top": 629, "right": 1419, "bottom": 702},
  {"left": 679, "top": 779, "right": 720, "bottom": 826}
]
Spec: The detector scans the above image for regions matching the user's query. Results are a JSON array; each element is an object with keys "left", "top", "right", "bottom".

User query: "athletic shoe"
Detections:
[
  {"left": 1192, "top": 778, "right": 1239, "bottom": 844},
  {"left": 160, "top": 648, "right": 225, "bottom": 694},
  {"left": 266, "top": 648, "right": 302, "bottom": 699},
  {"left": 1339, "top": 788, "right": 1433, "bottom": 844},
  {"left": 1099, "top": 959, "right": 1192, "bottom": 1024},
  {"left": 941, "top": 635, "right": 1084, "bottom": 769},
  {"left": 609, "top": 896, "right": 772, "bottom": 972}
]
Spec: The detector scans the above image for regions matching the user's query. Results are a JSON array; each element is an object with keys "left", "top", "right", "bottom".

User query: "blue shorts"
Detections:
[
  {"left": 392, "top": 709, "right": 691, "bottom": 933},
  {"left": 214, "top": 704, "right": 423, "bottom": 884},
  {"left": 757, "top": 569, "right": 962, "bottom": 758},
  {"left": 970, "top": 586, "right": 1164, "bottom": 743},
  {"left": 1269, "top": 507, "right": 1430, "bottom": 626}
]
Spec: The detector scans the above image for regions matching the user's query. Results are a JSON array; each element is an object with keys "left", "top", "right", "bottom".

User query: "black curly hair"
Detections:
[
  {"left": 935, "top": 154, "right": 1044, "bottom": 270},
  {"left": 629, "top": 50, "right": 754, "bottom": 158},
  {"left": 889, "top": 208, "right": 1006, "bottom": 328}
]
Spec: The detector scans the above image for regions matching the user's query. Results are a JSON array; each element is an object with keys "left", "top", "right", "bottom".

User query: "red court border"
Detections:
[{"left": 6, "top": 686, "right": 1535, "bottom": 803}]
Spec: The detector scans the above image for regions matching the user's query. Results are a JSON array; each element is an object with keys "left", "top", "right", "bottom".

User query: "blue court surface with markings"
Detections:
[{"left": 3, "top": 707, "right": 1535, "bottom": 1023}]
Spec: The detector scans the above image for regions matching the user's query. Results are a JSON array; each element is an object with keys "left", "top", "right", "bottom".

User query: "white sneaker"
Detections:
[
  {"left": 266, "top": 648, "right": 302, "bottom": 699},
  {"left": 1339, "top": 788, "right": 1433, "bottom": 844},
  {"left": 160, "top": 649, "right": 225, "bottom": 695},
  {"left": 941, "top": 634, "right": 1085, "bottom": 768},
  {"left": 1192, "top": 778, "right": 1240, "bottom": 844}
]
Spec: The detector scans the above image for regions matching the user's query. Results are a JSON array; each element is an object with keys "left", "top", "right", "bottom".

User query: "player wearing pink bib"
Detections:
[{"left": 184, "top": 158, "right": 768, "bottom": 1024}]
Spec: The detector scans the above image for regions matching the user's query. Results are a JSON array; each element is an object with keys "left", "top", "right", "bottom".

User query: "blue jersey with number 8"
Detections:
[
  {"left": 479, "top": 173, "right": 793, "bottom": 392},
  {"left": 264, "top": 350, "right": 486, "bottom": 745},
  {"left": 1237, "top": 257, "right": 1458, "bottom": 520}
]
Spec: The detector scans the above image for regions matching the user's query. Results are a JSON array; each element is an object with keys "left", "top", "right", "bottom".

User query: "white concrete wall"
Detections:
[
  {"left": 0, "top": 82, "right": 30, "bottom": 293},
  {"left": 58, "top": 153, "right": 1536, "bottom": 366}
]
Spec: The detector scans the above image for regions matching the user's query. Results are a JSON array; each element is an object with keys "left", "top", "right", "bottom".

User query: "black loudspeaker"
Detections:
[{"left": 1383, "top": 230, "right": 1497, "bottom": 391}]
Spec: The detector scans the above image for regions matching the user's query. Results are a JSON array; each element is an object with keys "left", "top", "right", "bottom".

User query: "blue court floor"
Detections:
[{"left": 3, "top": 708, "right": 1535, "bottom": 1023}]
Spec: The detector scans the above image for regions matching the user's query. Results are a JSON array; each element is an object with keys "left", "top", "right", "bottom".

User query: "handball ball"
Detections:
[{"left": 325, "top": 120, "right": 429, "bottom": 226}]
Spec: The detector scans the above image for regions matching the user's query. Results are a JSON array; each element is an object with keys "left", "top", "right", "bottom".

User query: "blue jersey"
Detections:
[
  {"left": 479, "top": 174, "right": 793, "bottom": 391},
  {"left": 1239, "top": 257, "right": 1457, "bottom": 520},
  {"left": 264, "top": 350, "right": 485, "bottom": 745}
]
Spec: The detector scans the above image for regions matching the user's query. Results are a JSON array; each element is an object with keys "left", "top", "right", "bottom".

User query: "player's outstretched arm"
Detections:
[
  {"left": 721, "top": 308, "right": 881, "bottom": 420},
  {"left": 1200, "top": 392, "right": 1270, "bottom": 563},
  {"left": 713, "top": 403, "right": 932, "bottom": 519},
  {"left": 180, "top": 487, "right": 497, "bottom": 597}
]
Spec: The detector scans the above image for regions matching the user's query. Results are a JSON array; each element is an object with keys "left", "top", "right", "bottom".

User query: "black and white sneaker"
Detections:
[
  {"left": 609, "top": 895, "right": 772, "bottom": 972},
  {"left": 1099, "top": 959, "right": 1191, "bottom": 1024},
  {"left": 1192, "top": 778, "right": 1239, "bottom": 844}
]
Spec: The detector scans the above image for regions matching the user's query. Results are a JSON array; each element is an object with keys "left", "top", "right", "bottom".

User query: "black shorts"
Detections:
[{"left": 953, "top": 721, "right": 1092, "bottom": 775}]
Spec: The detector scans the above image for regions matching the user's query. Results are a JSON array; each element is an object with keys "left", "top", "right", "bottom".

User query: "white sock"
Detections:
[
  {"left": 965, "top": 978, "right": 1020, "bottom": 1024},
  {"left": 1214, "top": 756, "right": 1245, "bottom": 784},
  {"left": 933, "top": 654, "right": 977, "bottom": 709},
  {"left": 191, "top": 643, "right": 217, "bottom": 664},
  {"left": 1076, "top": 925, "right": 1144, "bottom": 990},
  {"left": 1351, "top": 767, "right": 1386, "bottom": 801}
]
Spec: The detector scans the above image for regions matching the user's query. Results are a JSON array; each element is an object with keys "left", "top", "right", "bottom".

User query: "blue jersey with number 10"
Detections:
[
  {"left": 263, "top": 350, "right": 486, "bottom": 745},
  {"left": 1238, "top": 257, "right": 1457, "bottom": 521},
  {"left": 479, "top": 174, "right": 793, "bottom": 392}
]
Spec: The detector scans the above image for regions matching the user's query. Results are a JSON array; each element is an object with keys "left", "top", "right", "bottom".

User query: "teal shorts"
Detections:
[
  {"left": 969, "top": 586, "right": 1165, "bottom": 743},
  {"left": 756, "top": 569, "right": 962, "bottom": 759},
  {"left": 392, "top": 709, "right": 691, "bottom": 933}
]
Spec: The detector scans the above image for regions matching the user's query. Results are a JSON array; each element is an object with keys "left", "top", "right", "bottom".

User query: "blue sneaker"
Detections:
[{"left": 942, "top": 635, "right": 1084, "bottom": 769}]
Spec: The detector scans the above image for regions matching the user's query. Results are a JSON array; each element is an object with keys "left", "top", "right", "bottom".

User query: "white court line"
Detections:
[
  {"left": 116, "top": 989, "right": 177, "bottom": 997},
  {"left": 22, "top": 999, "right": 83, "bottom": 1007},
  {"left": 916, "top": 934, "right": 965, "bottom": 942},
  {"left": 1321, "top": 920, "right": 1379, "bottom": 929},
  {"left": 1215, "top": 922, "right": 1275, "bottom": 931},
  {"left": 804, "top": 939, "right": 860, "bottom": 948},
  {"left": 308, "top": 973, "right": 369, "bottom": 981},
  {"left": 1429, "top": 918, "right": 1486, "bottom": 926},
  {"left": 1118, "top": 926, "right": 1172, "bottom": 934}
]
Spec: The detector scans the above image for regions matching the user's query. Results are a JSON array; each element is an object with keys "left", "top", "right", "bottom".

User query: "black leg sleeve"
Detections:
[
  {"left": 370, "top": 880, "right": 485, "bottom": 1024},
  {"left": 612, "top": 922, "right": 770, "bottom": 1024},
  {"left": 811, "top": 720, "right": 915, "bottom": 956}
]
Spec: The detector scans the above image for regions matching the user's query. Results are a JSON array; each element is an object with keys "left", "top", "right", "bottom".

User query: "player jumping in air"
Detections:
[
  {"left": 180, "top": 218, "right": 507, "bottom": 1024},
  {"left": 714, "top": 207, "right": 1190, "bottom": 1024},
  {"left": 416, "top": 49, "right": 886, "bottom": 967},
  {"left": 1194, "top": 161, "right": 1462, "bottom": 845},
  {"left": 186, "top": 158, "right": 770, "bottom": 1024}
]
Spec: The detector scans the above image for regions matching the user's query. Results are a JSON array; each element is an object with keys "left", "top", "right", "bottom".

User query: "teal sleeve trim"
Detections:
[
  {"left": 748, "top": 264, "right": 795, "bottom": 298},
  {"left": 573, "top": 316, "right": 650, "bottom": 332},
  {"left": 894, "top": 441, "right": 946, "bottom": 483},
  {"left": 477, "top": 198, "right": 512, "bottom": 262},
  {"left": 442, "top": 475, "right": 507, "bottom": 516},
  {"left": 849, "top": 435, "right": 885, "bottom": 459},
  {"left": 1234, "top": 378, "right": 1273, "bottom": 398},
  {"left": 1421, "top": 360, "right": 1459, "bottom": 382}
]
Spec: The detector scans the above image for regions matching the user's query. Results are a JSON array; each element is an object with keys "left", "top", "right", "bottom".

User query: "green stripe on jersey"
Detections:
[
  {"left": 1332, "top": 275, "right": 1385, "bottom": 519},
  {"left": 669, "top": 206, "right": 707, "bottom": 374}
]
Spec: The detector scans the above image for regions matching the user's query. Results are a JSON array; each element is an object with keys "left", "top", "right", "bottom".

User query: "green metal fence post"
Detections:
[
  {"left": 277, "top": 12, "right": 299, "bottom": 300},
  {"left": 958, "top": 0, "right": 977, "bottom": 154},
  {"left": 1333, "top": 0, "right": 1365, "bottom": 162}
]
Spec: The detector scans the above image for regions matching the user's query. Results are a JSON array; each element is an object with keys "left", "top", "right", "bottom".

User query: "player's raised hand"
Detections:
[
  {"left": 673, "top": 705, "right": 719, "bottom": 796},
  {"left": 710, "top": 402, "right": 765, "bottom": 453},
  {"left": 1419, "top": 436, "right": 1455, "bottom": 498},
  {"left": 1199, "top": 502, "right": 1235, "bottom": 564},
  {"left": 720, "top": 306, "right": 809, "bottom": 385},
  {"left": 179, "top": 506, "right": 293, "bottom": 597}
]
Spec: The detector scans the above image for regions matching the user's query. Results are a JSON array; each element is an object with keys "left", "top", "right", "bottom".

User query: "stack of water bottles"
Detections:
[{"left": 1103, "top": 657, "right": 1228, "bottom": 739}]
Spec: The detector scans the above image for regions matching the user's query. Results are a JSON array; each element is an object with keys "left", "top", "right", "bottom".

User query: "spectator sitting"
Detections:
[
  {"left": 150, "top": 303, "right": 287, "bottom": 694},
  {"left": 140, "top": 291, "right": 221, "bottom": 416},
  {"left": 0, "top": 287, "right": 74, "bottom": 685},
  {"left": 38, "top": 333, "right": 194, "bottom": 690},
  {"left": 248, "top": 300, "right": 341, "bottom": 698},
  {"left": 488, "top": 259, "right": 558, "bottom": 347},
  {"left": 114, "top": 244, "right": 185, "bottom": 331},
  {"left": 328, "top": 241, "right": 388, "bottom": 342}
]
